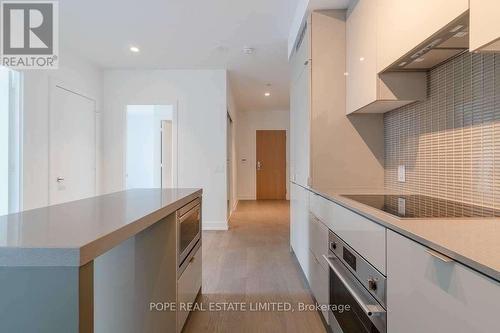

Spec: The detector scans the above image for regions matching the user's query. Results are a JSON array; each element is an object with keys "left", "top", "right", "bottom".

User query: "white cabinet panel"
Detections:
[
  {"left": 291, "top": 24, "right": 310, "bottom": 83},
  {"left": 308, "top": 250, "right": 329, "bottom": 323},
  {"left": 470, "top": 0, "right": 500, "bottom": 52},
  {"left": 346, "top": 0, "right": 378, "bottom": 113},
  {"left": 177, "top": 247, "right": 202, "bottom": 332},
  {"left": 387, "top": 230, "right": 500, "bottom": 333},
  {"left": 309, "top": 192, "right": 333, "bottom": 225},
  {"left": 290, "top": 21, "right": 310, "bottom": 187},
  {"left": 308, "top": 211, "right": 329, "bottom": 271},
  {"left": 346, "top": 0, "right": 427, "bottom": 114},
  {"left": 310, "top": 192, "right": 386, "bottom": 274},
  {"left": 290, "top": 183, "right": 311, "bottom": 281},
  {"left": 290, "top": 60, "right": 311, "bottom": 187},
  {"left": 331, "top": 203, "right": 386, "bottom": 274}
]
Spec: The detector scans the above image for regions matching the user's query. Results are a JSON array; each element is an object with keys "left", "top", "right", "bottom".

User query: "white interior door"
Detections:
[
  {"left": 161, "top": 120, "right": 173, "bottom": 188},
  {"left": 49, "top": 85, "right": 96, "bottom": 205}
]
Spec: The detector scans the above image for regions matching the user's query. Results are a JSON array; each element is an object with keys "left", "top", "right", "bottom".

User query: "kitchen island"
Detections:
[{"left": 0, "top": 188, "right": 202, "bottom": 333}]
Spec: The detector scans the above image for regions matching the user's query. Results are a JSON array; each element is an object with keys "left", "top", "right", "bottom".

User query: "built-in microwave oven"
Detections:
[{"left": 177, "top": 198, "right": 201, "bottom": 271}]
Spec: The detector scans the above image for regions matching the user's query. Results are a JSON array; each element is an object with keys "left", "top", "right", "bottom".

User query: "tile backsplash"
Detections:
[{"left": 384, "top": 52, "right": 500, "bottom": 210}]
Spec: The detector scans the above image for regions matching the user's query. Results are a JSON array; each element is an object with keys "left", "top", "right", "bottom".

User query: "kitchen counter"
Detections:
[
  {"left": 299, "top": 183, "right": 500, "bottom": 282},
  {"left": 0, "top": 188, "right": 202, "bottom": 333},
  {"left": 0, "top": 188, "right": 202, "bottom": 267}
]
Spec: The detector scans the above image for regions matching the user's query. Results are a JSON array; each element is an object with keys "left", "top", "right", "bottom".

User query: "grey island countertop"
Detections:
[
  {"left": 0, "top": 188, "right": 202, "bottom": 267},
  {"left": 299, "top": 183, "right": 500, "bottom": 282}
]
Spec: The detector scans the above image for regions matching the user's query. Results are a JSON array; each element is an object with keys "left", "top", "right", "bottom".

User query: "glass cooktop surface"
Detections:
[{"left": 341, "top": 194, "right": 500, "bottom": 218}]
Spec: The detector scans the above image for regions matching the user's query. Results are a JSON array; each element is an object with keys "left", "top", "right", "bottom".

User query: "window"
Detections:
[{"left": 0, "top": 66, "right": 22, "bottom": 215}]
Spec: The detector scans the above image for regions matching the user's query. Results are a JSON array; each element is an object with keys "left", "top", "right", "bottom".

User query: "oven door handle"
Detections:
[
  {"left": 323, "top": 255, "right": 385, "bottom": 317},
  {"left": 178, "top": 204, "right": 201, "bottom": 223}
]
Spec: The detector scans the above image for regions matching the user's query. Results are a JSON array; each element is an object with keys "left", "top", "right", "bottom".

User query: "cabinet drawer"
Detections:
[
  {"left": 177, "top": 246, "right": 202, "bottom": 332},
  {"left": 387, "top": 231, "right": 500, "bottom": 333},
  {"left": 308, "top": 213, "right": 329, "bottom": 271},
  {"left": 308, "top": 250, "right": 329, "bottom": 324},
  {"left": 309, "top": 191, "right": 386, "bottom": 274},
  {"left": 331, "top": 203, "right": 386, "bottom": 274},
  {"left": 309, "top": 192, "right": 333, "bottom": 224}
]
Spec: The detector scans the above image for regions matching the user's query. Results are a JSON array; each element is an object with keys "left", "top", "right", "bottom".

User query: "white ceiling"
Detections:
[{"left": 60, "top": 0, "right": 300, "bottom": 112}]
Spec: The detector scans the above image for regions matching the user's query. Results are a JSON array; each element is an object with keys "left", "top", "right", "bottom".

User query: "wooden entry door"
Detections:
[{"left": 256, "top": 130, "right": 286, "bottom": 199}]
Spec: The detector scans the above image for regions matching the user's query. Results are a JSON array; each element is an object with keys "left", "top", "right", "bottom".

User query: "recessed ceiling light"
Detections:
[
  {"left": 130, "top": 46, "right": 140, "bottom": 53},
  {"left": 359, "top": 57, "right": 365, "bottom": 62},
  {"left": 264, "top": 92, "right": 271, "bottom": 97}
]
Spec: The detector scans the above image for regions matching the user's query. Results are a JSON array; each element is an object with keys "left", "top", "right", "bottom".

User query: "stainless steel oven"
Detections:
[
  {"left": 177, "top": 198, "right": 201, "bottom": 268},
  {"left": 323, "top": 231, "right": 387, "bottom": 333}
]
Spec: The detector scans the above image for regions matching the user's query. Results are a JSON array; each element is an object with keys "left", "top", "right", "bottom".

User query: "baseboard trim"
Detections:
[
  {"left": 237, "top": 195, "right": 256, "bottom": 200},
  {"left": 227, "top": 200, "right": 239, "bottom": 226},
  {"left": 203, "top": 221, "right": 228, "bottom": 231}
]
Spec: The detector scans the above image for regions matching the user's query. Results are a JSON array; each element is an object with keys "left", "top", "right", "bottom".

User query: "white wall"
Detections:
[
  {"left": 102, "top": 69, "right": 228, "bottom": 230},
  {"left": 22, "top": 50, "right": 103, "bottom": 210},
  {"left": 237, "top": 110, "right": 290, "bottom": 200},
  {"left": 0, "top": 68, "right": 9, "bottom": 215}
]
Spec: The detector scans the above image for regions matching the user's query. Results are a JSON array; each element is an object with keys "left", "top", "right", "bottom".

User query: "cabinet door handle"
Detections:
[
  {"left": 313, "top": 254, "right": 319, "bottom": 264},
  {"left": 426, "top": 249, "right": 453, "bottom": 263},
  {"left": 304, "top": 60, "right": 309, "bottom": 66}
]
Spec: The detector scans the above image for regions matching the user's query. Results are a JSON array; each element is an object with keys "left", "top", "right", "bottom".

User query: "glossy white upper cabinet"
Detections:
[
  {"left": 346, "top": 0, "right": 427, "bottom": 114},
  {"left": 377, "top": 0, "right": 468, "bottom": 72},
  {"left": 346, "top": 0, "right": 377, "bottom": 113},
  {"left": 470, "top": 0, "right": 500, "bottom": 52}
]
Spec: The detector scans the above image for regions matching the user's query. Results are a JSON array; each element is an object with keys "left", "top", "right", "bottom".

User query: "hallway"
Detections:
[{"left": 183, "top": 200, "right": 326, "bottom": 333}]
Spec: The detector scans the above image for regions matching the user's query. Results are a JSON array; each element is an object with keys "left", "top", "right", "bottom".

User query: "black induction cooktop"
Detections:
[{"left": 341, "top": 194, "right": 500, "bottom": 218}]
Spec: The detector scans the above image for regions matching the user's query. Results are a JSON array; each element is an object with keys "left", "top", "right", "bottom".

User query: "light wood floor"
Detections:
[{"left": 183, "top": 200, "right": 326, "bottom": 333}]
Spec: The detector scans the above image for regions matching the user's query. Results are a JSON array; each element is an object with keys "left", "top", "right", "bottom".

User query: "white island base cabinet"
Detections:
[{"left": 387, "top": 230, "right": 500, "bottom": 333}]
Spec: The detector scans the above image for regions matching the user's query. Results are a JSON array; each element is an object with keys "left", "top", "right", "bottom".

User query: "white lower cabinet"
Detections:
[
  {"left": 308, "top": 212, "right": 330, "bottom": 323},
  {"left": 291, "top": 183, "right": 330, "bottom": 324},
  {"left": 387, "top": 230, "right": 500, "bottom": 333},
  {"left": 308, "top": 212, "right": 329, "bottom": 271},
  {"left": 309, "top": 192, "right": 386, "bottom": 274},
  {"left": 308, "top": 250, "right": 329, "bottom": 323},
  {"left": 177, "top": 247, "right": 202, "bottom": 332},
  {"left": 290, "top": 182, "right": 311, "bottom": 280}
]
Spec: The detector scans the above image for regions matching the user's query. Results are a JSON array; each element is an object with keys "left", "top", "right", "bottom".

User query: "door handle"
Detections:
[
  {"left": 323, "top": 255, "right": 386, "bottom": 317},
  {"left": 56, "top": 177, "right": 65, "bottom": 182},
  {"left": 257, "top": 161, "right": 262, "bottom": 171},
  {"left": 426, "top": 249, "right": 453, "bottom": 263}
]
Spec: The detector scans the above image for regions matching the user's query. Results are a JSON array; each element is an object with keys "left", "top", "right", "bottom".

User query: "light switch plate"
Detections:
[
  {"left": 398, "top": 197, "right": 406, "bottom": 216},
  {"left": 398, "top": 165, "right": 406, "bottom": 182}
]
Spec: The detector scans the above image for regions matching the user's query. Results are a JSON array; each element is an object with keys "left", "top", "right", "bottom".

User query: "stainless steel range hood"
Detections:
[{"left": 384, "top": 13, "right": 469, "bottom": 72}]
